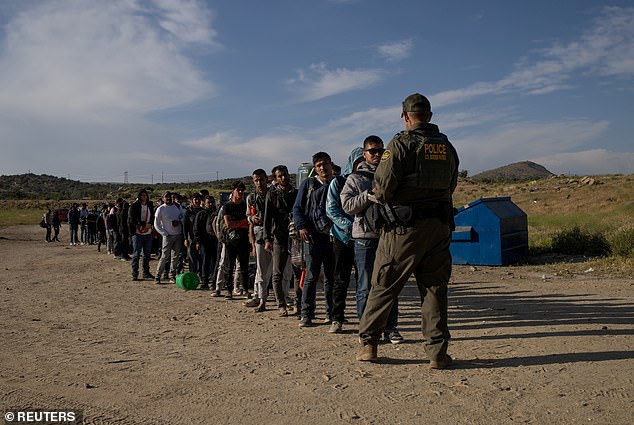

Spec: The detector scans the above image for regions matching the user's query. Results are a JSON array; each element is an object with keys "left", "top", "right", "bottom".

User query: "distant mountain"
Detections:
[
  {"left": 0, "top": 173, "right": 118, "bottom": 200},
  {"left": 0, "top": 173, "right": 290, "bottom": 200},
  {"left": 471, "top": 161, "right": 555, "bottom": 182}
]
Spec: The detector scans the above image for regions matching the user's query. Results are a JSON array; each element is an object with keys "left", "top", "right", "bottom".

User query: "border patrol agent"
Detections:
[{"left": 356, "top": 93, "right": 459, "bottom": 369}]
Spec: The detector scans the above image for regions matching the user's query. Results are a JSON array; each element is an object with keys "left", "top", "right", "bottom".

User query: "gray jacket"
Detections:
[{"left": 340, "top": 161, "right": 379, "bottom": 239}]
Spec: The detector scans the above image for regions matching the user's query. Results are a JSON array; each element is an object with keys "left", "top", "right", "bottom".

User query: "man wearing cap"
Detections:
[
  {"left": 356, "top": 93, "right": 459, "bottom": 369},
  {"left": 153, "top": 191, "right": 184, "bottom": 284}
]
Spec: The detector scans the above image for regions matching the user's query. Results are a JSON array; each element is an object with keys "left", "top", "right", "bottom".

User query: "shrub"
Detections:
[
  {"left": 551, "top": 226, "right": 611, "bottom": 257},
  {"left": 608, "top": 226, "right": 634, "bottom": 258}
]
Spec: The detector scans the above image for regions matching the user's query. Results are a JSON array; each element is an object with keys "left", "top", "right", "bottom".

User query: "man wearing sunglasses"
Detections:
[
  {"left": 341, "top": 135, "right": 402, "bottom": 343},
  {"left": 356, "top": 93, "right": 459, "bottom": 369}
]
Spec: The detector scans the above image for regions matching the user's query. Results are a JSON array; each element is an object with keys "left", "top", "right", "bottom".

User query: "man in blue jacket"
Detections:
[{"left": 293, "top": 152, "right": 335, "bottom": 328}]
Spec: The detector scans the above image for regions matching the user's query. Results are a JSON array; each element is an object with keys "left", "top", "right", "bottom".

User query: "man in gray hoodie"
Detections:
[{"left": 341, "top": 135, "right": 403, "bottom": 344}]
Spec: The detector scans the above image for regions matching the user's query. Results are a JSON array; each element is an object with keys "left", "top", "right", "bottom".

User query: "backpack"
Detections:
[
  {"left": 215, "top": 206, "right": 228, "bottom": 244},
  {"left": 306, "top": 177, "right": 332, "bottom": 235},
  {"left": 288, "top": 213, "right": 300, "bottom": 240},
  {"left": 205, "top": 210, "right": 216, "bottom": 236}
]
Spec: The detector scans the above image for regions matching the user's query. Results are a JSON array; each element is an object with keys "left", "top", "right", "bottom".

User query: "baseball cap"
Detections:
[{"left": 402, "top": 93, "right": 431, "bottom": 113}]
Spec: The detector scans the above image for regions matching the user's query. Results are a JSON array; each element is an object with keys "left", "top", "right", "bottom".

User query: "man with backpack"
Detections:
[
  {"left": 293, "top": 152, "right": 336, "bottom": 327},
  {"left": 246, "top": 169, "right": 272, "bottom": 311},
  {"left": 264, "top": 165, "right": 302, "bottom": 317},
  {"left": 325, "top": 147, "right": 364, "bottom": 333},
  {"left": 341, "top": 135, "right": 403, "bottom": 344}
]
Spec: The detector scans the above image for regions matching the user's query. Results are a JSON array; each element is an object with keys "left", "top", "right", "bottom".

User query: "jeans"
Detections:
[
  {"left": 187, "top": 241, "right": 201, "bottom": 275},
  {"left": 80, "top": 223, "right": 87, "bottom": 243},
  {"left": 131, "top": 233, "right": 153, "bottom": 277},
  {"left": 330, "top": 238, "right": 355, "bottom": 323},
  {"left": 301, "top": 235, "right": 334, "bottom": 320},
  {"left": 223, "top": 237, "right": 250, "bottom": 294},
  {"left": 199, "top": 238, "right": 218, "bottom": 286},
  {"left": 354, "top": 238, "right": 398, "bottom": 329},
  {"left": 272, "top": 240, "right": 300, "bottom": 308},
  {"left": 69, "top": 225, "right": 79, "bottom": 244},
  {"left": 254, "top": 242, "right": 273, "bottom": 301}
]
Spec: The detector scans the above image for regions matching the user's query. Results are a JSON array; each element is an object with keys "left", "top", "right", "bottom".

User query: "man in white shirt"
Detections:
[{"left": 154, "top": 192, "right": 184, "bottom": 284}]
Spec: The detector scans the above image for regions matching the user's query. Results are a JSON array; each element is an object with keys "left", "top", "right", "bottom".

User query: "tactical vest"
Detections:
[{"left": 401, "top": 130, "right": 453, "bottom": 191}]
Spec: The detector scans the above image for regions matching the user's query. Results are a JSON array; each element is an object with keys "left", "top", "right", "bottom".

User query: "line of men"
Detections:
[{"left": 54, "top": 93, "right": 458, "bottom": 368}]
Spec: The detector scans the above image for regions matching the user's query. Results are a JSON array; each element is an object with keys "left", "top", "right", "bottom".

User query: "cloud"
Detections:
[
  {"left": 0, "top": 0, "right": 217, "bottom": 117},
  {"left": 287, "top": 63, "right": 385, "bottom": 101},
  {"left": 453, "top": 120, "right": 611, "bottom": 174},
  {"left": 377, "top": 39, "right": 413, "bottom": 62},
  {"left": 432, "top": 6, "right": 634, "bottom": 107},
  {"left": 533, "top": 149, "right": 634, "bottom": 175},
  {"left": 181, "top": 132, "right": 316, "bottom": 171},
  {"left": 149, "top": 0, "right": 218, "bottom": 45}
]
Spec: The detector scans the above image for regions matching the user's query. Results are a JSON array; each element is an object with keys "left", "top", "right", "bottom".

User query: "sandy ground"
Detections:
[{"left": 1, "top": 225, "right": 633, "bottom": 425}]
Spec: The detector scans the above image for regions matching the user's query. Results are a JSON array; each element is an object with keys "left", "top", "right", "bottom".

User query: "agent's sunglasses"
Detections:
[{"left": 364, "top": 148, "right": 385, "bottom": 156}]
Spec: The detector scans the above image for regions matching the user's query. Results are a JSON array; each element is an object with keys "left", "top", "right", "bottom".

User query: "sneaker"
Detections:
[
  {"left": 256, "top": 302, "right": 266, "bottom": 312},
  {"left": 131, "top": 276, "right": 139, "bottom": 281},
  {"left": 384, "top": 329, "right": 404, "bottom": 345},
  {"left": 154, "top": 279, "right": 161, "bottom": 285},
  {"left": 298, "top": 318, "right": 313, "bottom": 328},
  {"left": 243, "top": 298, "right": 260, "bottom": 307},
  {"left": 323, "top": 317, "right": 332, "bottom": 325},
  {"left": 429, "top": 354, "right": 453, "bottom": 370},
  {"left": 329, "top": 321, "right": 343, "bottom": 334},
  {"left": 168, "top": 278, "right": 176, "bottom": 284},
  {"left": 356, "top": 344, "right": 378, "bottom": 362},
  {"left": 225, "top": 293, "right": 233, "bottom": 300},
  {"left": 142, "top": 273, "right": 155, "bottom": 280},
  {"left": 278, "top": 307, "right": 288, "bottom": 317},
  {"left": 211, "top": 290, "right": 222, "bottom": 297}
]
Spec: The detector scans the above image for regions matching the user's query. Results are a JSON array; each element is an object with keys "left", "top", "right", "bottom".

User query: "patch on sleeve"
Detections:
[{"left": 381, "top": 149, "right": 391, "bottom": 162}]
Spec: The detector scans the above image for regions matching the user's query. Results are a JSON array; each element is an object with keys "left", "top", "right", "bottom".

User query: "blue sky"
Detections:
[{"left": 0, "top": 0, "right": 633, "bottom": 183}]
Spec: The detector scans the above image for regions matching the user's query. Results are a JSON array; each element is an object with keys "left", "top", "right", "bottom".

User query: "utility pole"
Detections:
[
  {"left": 216, "top": 171, "right": 219, "bottom": 181},
  {"left": 151, "top": 174, "right": 154, "bottom": 185},
  {"left": 124, "top": 171, "right": 129, "bottom": 184},
  {"left": 162, "top": 171, "right": 164, "bottom": 184}
]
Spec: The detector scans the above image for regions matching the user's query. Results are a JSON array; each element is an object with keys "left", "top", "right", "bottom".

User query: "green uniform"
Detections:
[{"left": 358, "top": 122, "right": 458, "bottom": 361}]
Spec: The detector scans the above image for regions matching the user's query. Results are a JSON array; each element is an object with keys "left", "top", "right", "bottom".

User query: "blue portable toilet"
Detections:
[{"left": 450, "top": 197, "right": 528, "bottom": 266}]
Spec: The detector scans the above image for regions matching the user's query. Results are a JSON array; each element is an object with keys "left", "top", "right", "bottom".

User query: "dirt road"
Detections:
[{"left": 1, "top": 225, "right": 632, "bottom": 424}]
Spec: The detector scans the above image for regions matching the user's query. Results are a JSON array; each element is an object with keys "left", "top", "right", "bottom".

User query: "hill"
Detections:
[
  {"left": 0, "top": 173, "right": 252, "bottom": 201},
  {"left": 471, "top": 161, "right": 555, "bottom": 181}
]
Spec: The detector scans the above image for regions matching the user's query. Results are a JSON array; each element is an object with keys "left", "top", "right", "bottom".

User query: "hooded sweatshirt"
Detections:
[
  {"left": 325, "top": 147, "right": 364, "bottom": 244},
  {"left": 340, "top": 160, "right": 380, "bottom": 239}
]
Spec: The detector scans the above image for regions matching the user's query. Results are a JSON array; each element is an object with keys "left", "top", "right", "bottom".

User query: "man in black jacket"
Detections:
[
  {"left": 128, "top": 189, "right": 155, "bottom": 280},
  {"left": 184, "top": 193, "right": 204, "bottom": 276},
  {"left": 193, "top": 195, "right": 218, "bottom": 290},
  {"left": 264, "top": 165, "right": 302, "bottom": 317}
]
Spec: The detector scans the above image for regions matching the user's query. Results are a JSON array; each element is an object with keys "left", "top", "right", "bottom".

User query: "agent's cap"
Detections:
[{"left": 402, "top": 93, "right": 431, "bottom": 113}]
